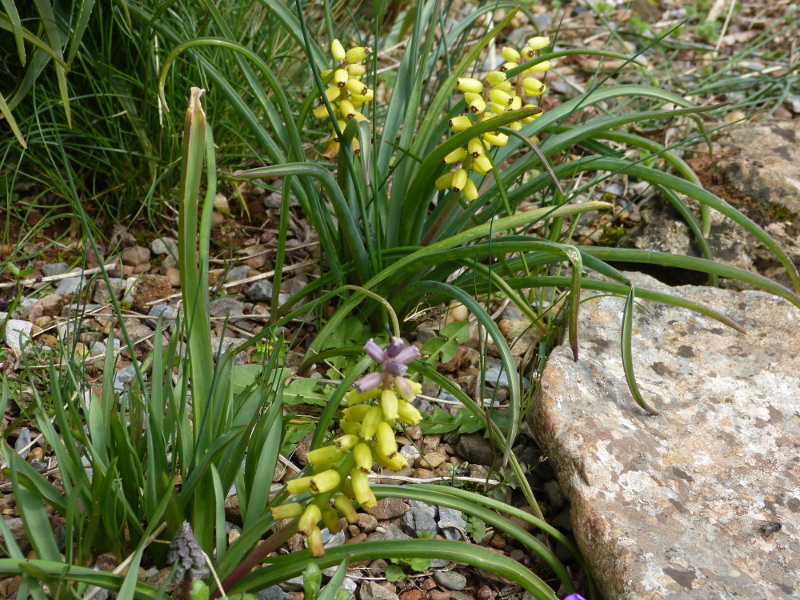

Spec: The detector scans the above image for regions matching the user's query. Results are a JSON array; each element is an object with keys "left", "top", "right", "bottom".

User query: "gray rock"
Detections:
[
  {"left": 402, "top": 501, "right": 438, "bottom": 536},
  {"left": 367, "top": 497, "right": 407, "bottom": 520},
  {"left": 382, "top": 523, "right": 412, "bottom": 542},
  {"left": 62, "top": 303, "right": 102, "bottom": 318},
  {"left": 208, "top": 297, "right": 244, "bottom": 317},
  {"left": 484, "top": 366, "right": 528, "bottom": 390},
  {"left": 400, "top": 444, "right": 421, "bottom": 464},
  {"left": 14, "top": 427, "right": 31, "bottom": 459},
  {"left": 225, "top": 265, "right": 252, "bottom": 282},
  {"left": 150, "top": 237, "right": 178, "bottom": 256},
  {"left": 93, "top": 278, "right": 126, "bottom": 303},
  {"left": 146, "top": 304, "right": 178, "bottom": 330},
  {"left": 529, "top": 271, "right": 800, "bottom": 600},
  {"left": 28, "top": 293, "right": 62, "bottom": 321},
  {"left": 246, "top": 280, "right": 273, "bottom": 302},
  {"left": 42, "top": 262, "right": 69, "bottom": 277},
  {"left": 12, "top": 297, "right": 35, "bottom": 320},
  {"left": 359, "top": 581, "right": 399, "bottom": 600},
  {"left": 543, "top": 479, "right": 565, "bottom": 511},
  {"left": 120, "top": 245, "right": 151, "bottom": 266},
  {"left": 113, "top": 365, "right": 138, "bottom": 390},
  {"left": 456, "top": 433, "right": 495, "bottom": 466},
  {"left": 438, "top": 506, "right": 466, "bottom": 541},
  {"left": 117, "top": 320, "right": 152, "bottom": 342},
  {"left": 433, "top": 570, "right": 468, "bottom": 591},
  {"left": 356, "top": 513, "right": 378, "bottom": 532},
  {"left": 253, "top": 586, "right": 290, "bottom": 600},
  {"left": 55, "top": 276, "right": 82, "bottom": 296},
  {"left": 449, "top": 593, "right": 473, "bottom": 600},
  {"left": 4, "top": 320, "right": 33, "bottom": 354},
  {"left": 279, "top": 576, "right": 304, "bottom": 591},
  {"left": 90, "top": 342, "right": 107, "bottom": 356}
]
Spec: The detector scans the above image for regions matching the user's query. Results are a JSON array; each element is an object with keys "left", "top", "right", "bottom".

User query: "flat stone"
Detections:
[
  {"left": 252, "top": 585, "right": 290, "bottom": 600},
  {"left": 130, "top": 274, "right": 172, "bottom": 310},
  {"left": 402, "top": 504, "right": 438, "bottom": 536},
  {"left": 359, "top": 581, "right": 399, "bottom": 600},
  {"left": 4, "top": 320, "right": 33, "bottom": 354},
  {"left": 146, "top": 304, "right": 178, "bottom": 330},
  {"left": 28, "top": 294, "right": 62, "bottom": 321},
  {"left": 55, "top": 276, "right": 82, "bottom": 296},
  {"left": 356, "top": 513, "right": 378, "bottom": 533},
  {"left": 456, "top": 433, "right": 495, "bottom": 466},
  {"left": 150, "top": 237, "right": 178, "bottom": 256},
  {"left": 529, "top": 272, "right": 800, "bottom": 600},
  {"left": 42, "top": 262, "right": 68, "bottom": 277},
  {"left": 13, "top": 428, "right": 31, "bottom": 459},
  {"left": 208, "top": 297, "right": 245, "bottom": 317},
  {"left": 225, "top": 265, "right": 252, "bottom": 283},
  {"left": 93, "top": 278, "right": 126, "bottom": 303},
  {"left": 246, "top": 280, "right": 273, "bottom": 302},
  {"left": 120, "top": 245, "right": 151, "bottom": 266},
  {"left": 433, "top": 570, "right": 467, "bottom": 591},
  {"left": 438, "top": 506, "right": 467, "bottom": 541},
  {"left": 367, "top": 497, "right": 407, "bottom": 520}
]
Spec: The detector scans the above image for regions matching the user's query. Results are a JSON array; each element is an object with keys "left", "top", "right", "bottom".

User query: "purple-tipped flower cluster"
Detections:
[
  {"left": 168, "top": 521, "right": 210, "bottom": 581},
  {"left": 564, "top": 595, "right": 587, "bottom": 600},
  {"left": 354, "top": 337, "right": 420, "bottom": 394}
]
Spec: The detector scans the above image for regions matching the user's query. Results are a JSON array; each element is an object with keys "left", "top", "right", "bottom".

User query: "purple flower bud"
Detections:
[
  {"left": 393, "top": 376, "right": 413, "bottom": 400},
  {"left": 564, "top": 595, "right": 588, "bottom": 600},
  {"left": 393, "top": 345, "right": 420, "bottom": 365},
  {"left": 353, "top": 371, "right": 383, "bottom": 394},
  {"left": 385, "top": 336, "right": 406, "bottom": 358},
  {"left": 363, "top": 339, "right": 386, "bottom": 364},
  {"left": 384, "top": 361, "right": 408, "bottom": 377}
]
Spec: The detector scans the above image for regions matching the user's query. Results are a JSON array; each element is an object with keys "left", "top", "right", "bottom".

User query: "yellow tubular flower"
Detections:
[
  {"left": 521, "top": 46, "right": 536, "bottom": 59},
  {"left": 522, "top": 77, "right": 546, "bottom": 96},
  {"left": 443, "top": 147, "right": 467, "bottom": 164},
  {"left": 287, "top": 475, "right": 314, "bottom": 495},
  {"left": 306, "top": 446, "right": 343, "bottom": 465},
  {"left": 473, "top": 153, "right": 493, "bottom": 173},
  {"left": 375, "top": 421, "right": 398, "bottom": 459},
  {"left": 527, "top": 60, "right": 551, "bottom": 72},
  {"left": 501, "top": 47, "right": 520, "bottom": 62},
  {"left": 270, "top": 502, "right": 304, "bottom": 520},
  {"left": 343, "top": 404, "right": 371, "bottom": 422},
  {"left": 463, "top": 179, "right": 479, "bottom": 201},
  {"left": 347, "top": 63, "right": 366, "bottom": 77},
  {"left": 350, "top": 468, "right": 376, "bottom": 509},
  {"left": 527, "top": 36, "right": 550, "bottom": 50},
  {"left": 346, "top": 78, "right": 368, "bottom": 96},
  {"left": 307, "top": 526, "right": 325, "bottom": 558},
  {"left": 352, "top": 112, "right": 370, "bottom": 123},
  {"left": 500, "top": 61, "right": 518, "bottom": 72},
  {"left": 335, "top": 434, "right": 360, "bottom": 451},
  {"left": 381, "top": 389, "right": 400, "bottom": 420},
  {"left": 324, "top": 86, "right": 341, "bottom": 102},
  {"left": 297, "top": 504, "right": 321, "bottom": 535},
  {"left": 510, "top": 95, "right": 522, "bottom": 111},
  {"left": 435, "top": 172, "right": 453, "bottom": 190},
  {"left": 332, "top": 39, "right": 346, "bottom": 62},
  {"left": 334, "top": 69, "right": 349, "bottom": 87},
  {"left": 469, "top": 96, "right": 487, "bottom": 114},
  {"left": 449, "top": 115, "right": 472, "bottom": 131},
  {"left": 492, "top": 80, "right": 513, "bottom": 93},
  {"left": 345, "top": 46, "right": 371, "bottom": 63},
  {"left": 351, "top": 89, "right": 375, "bottom": 103},
  {"left": 397, "top": 400, "right": 423, "bottom": 425},
  {"left": 340, "top": 420, "right": 361, "bottom": 436},
  {"left": 489, "top": 89, "right": 512, "bottom": 106},
  {"left": 313, "top": 104, "right": 331, "bottom": 119},
  {"left": 374, "top": 444, "right": 408, "bottom": 470},
  {"left": 360, "top": 406, "right": 382, "bottom": 439},
  {"left": 352, "top": 138, "right": 361, "bottom": 156},
  {"left": 334, "top": 494, "right": 358, "bottom": 523},
  {"left": 487, "top": 70, "right": 507, "bottom": 86},
  {"left": 322, "top": 507, "right": 342, "bottom": 534},
  {"left": 468, "top": 137, "right": 485, "bottom": 157},
  {"left": 340, "top": 99, "right": 356, "bottom": 119},
  {"left": 484, "top": 131, "right": 509, "bottom": 146},
  {"left": 451, "top": 169, "right": 468, "bottom": 193},
  {"left": 457, "top": 77, "right": 483, "bottom": 94},
  {"left": 488, "top": 102, "right": 507, "bottom": 115},
  {"left": 310, "top": 469, "right": 341, "bottom": 494},
  {"left": 353, "top": 443, "right": 374, "bottom": 472},
  {"left": 323, "top": 140, "right": 340, "bottom": 160},
  {"left": 508, "top": 121, "right": 523, "bottom": 131},
  {"left": 521, "top": 109, "right": 542, "bottom": 124},
  {"left": 320, "top": 69, "right": 332, "bottom": 78}
]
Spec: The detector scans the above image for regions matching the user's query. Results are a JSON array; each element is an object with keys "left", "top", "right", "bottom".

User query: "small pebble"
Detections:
[{"left": 433, "top": 570, "right": 467, "bottom": 591}]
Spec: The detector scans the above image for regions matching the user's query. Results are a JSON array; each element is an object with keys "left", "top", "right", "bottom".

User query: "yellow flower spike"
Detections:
[
  {"left": 487, "top": 71, "right": 507, "bottom": 86},
  {"left": 347, "top": 63, "right": 367, "bottom": 77},
  {"left": 353, "top": 443, "right": 374, "bottom": 472},
  {"left": 527, "top": 36, "right": 551, "bottom": 50},
  {"left": 323, "top": 140, "right": 340, "bottom": 160},
  {"left": 473, "top": 153, "right": 494, "bottom": 173},
  {"left": 287, "top": 475, "right": 314, "bottom": 495},
  {"left": 331, "top": 39, "right": 346, "bottom": 62},
  {"left": 313, "top": 104, "right": 331, "bottom": 119},
  {"left": 297, "top": 504, "right": 322, "bottom": 535},
  {"left": 322, "top": 506, "right": 342, "bottom": 534},
  {"left": 306, "top": 446, "right": 343, "bottom": 465},
  {"left": 346, "top": 78, "right": 368, "bottom": 96},
  {"left": 340, "top": 99, "right": 356, "bottom": 119},
  {"left": 435, "top": 172, "right": 453, "bottom": 190},
  {"left": 501, "top": 47, "right": 521, "bottom": 62},
  {"left": 491, "top": 80, "right": 513, "bottom": 93},
  {"left": 449, "top": 115, "right": 472, "bottom": 130},
  {"left": 307, "top": 526, "right": 325, "bottom": 557},
  {"left": 443, "top": 147, "right": 467, "bottom": 164},
  {"left": 310, "top": 469, "right": 341, "bottom": 494},
  {"left": 340, "top": 420, "right": 361, "bottom": 436},
  {"left": 510, "top": 95, "right": 522, "bottom": 111},
  {"left": 489, "top": 89, "right": 512, "bottom": 106},
  {"left": 500, "top": 61, "right": 518, "bottom": 72},
  {"left": 270, "top": 502, "right": 304, "bottom": 520},
  {"left": 451, "top": 169, "right": 468, "bottom": 193},
  {"left": 463, "top": 179, "right": 479, "bottom": 201},
  {"left": 483, "top": 131, "right": 509, "bottom": 146},
  {"left": 468, "top": 96, "right": 487, "bottom": 114},
  {"left": 350, "top": 468, "right": 377, "bottom": 509},
  {"left": 528, "top": 60, "right": 551, "bottom": 72},
  {"left": 334, "top": 68, "right": 349, "bottom": 87},
  {"left": 375, "top": 421, "right": 398, "bottom": 458},
  {"left": 468, "top": 137, "right": 485, "bottom": 157},
  {"left": 522, "top": 77, "right": 546, "bottom": 96},
  {"left": 360, "top": 405, "right": 382, "bottom": 439},
  {"left": 381, "top": 389, "right": 400, "bottom": 420},
  {"left": 334, "top": 494, "right": 358, "bottom": 523},
  {"left": 335, "top": 434, "right": 360, "bottom": 451},
  {"left": 397, "top": 400, "right": 423, "bottom": 425},
  {"left": 345, "top": 46, "right": 371, "bottom": 63},
  {"left": 343, "top": 404, "right": 372, "bottom": 422},
  {"left": 457, "top": 77, "right": 484, "bottom": 94}
]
